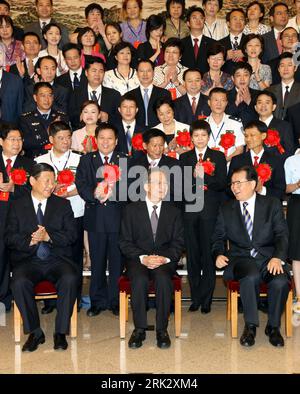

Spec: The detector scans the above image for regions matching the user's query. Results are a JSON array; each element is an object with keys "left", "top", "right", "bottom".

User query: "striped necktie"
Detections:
[{"left": 242, "top": 202, "right": 257, "bottom": 257}]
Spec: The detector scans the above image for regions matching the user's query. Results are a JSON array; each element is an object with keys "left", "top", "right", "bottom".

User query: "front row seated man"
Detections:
[
  {"left": 5, "top": 163, "right": 78, "bottom": 352},
  {"left": 119, "top": 168, "right": 185, "bottom": 349},
  {"left": 212, "top": 165, "right": 290, "bottom": 348}
]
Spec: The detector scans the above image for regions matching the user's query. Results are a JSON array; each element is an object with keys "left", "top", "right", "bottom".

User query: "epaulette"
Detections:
[
  {"left": 21, "top": 111, "right": 34, "bottom": 117},
  {"left": 228, "top": 115, "right": 242, "bottom": 122},
  {"left": 56, "top": 110, "right": 67, "bottom": 115}
]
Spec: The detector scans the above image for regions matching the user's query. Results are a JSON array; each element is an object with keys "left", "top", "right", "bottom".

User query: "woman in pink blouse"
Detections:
[
  {"left": 0, "top": 15, "right": 24, "bottom": 70},
  {"left": 77, "top": 27, "right": 106, "bottom": 68}
]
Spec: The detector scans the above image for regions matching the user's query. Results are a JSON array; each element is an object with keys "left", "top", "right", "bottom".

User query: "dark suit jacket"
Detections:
[
  {"left": 24, "top": 19, "right": 69, "bottom": 50},
  {"left": 114, "top": 120, "right": 145, "bottom": 156},
  {"left": 211, "top": 194, "right": 288, "bottom": 279},
  {"left": 227, "top": 87, "right": 259, "bottom": 127},
  {"left": 75, "top": 150, "right": 128, "bottom": 233},
  {"left": 218, "top": 34, "right": 247, "bottom": 75},
  {"left": 228, "top": 150, "right": 286, "bottom": 200},
  {"left": 130, "top": 86, "right": 171, "bottom": 128},
  {"left": 268, "top": 55, "right": 300, "bottom": 86},
  {"left": 5, "top": 193, "right": 77, "bottom": 267},
  {"left": 119, "top": 200, "right": 184, "bottom": 265},
  {"left": 263, "top": 117, "right": 295, "bottom": 158},
  {"left": 0, "top": 71, "right": 23, "bottom": 123},
  {"left": 10, "top": 59, "right": 34, "bottom": 87},
  {"left": 174, "top": 93, "right": 210, "bottom": 125},
  {"left": 56, "top": 70, "right": 88, "bottom": 130},
  {"left": 180, "top": 35, "right": 215, "bottom": 74},
  {"left": 267, "top": 82, "right": 300, "bottom": 120},
  {"left": 286, "top": 102, "right": 300, "bottom": 147},
  {"left": 180, "top": 148, "right": 227, "bottom": 217},
  {"left": 262, "top": 29, "right": 280, "bottom": 64}
]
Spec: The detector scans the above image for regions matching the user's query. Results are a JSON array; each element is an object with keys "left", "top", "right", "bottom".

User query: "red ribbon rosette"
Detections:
[
  {"left": 264, "top": 129, "right": 285, "bottom": 155},
  {"left": 201, "top": 158, "right": 215, "bottom": 176},
  {"left": 10, "top": 168, "right": 27, "bottom": 185},
  {"left": 57, "top": 169, "right": 75, "bottom": 186},
  {"left": 256, "top": 163, "right": 272, "bottom": 186},
  {"left": 219, "top": 130, "right": 236, "bottom": 157},
  {"left": 101, "top": 164, "right": 121, "bottom": 194},
  {"left": 82, "top": 135, "right": 98, "bottom": 153},
  {"left": 198, "top": 115, "right": 207, "bottom": 120},
  {"left": 131, "top": 133, "right": 145, "bottom": 152},
  {"left": 176, "top": 130, "right": 191, "bottom": 147}
]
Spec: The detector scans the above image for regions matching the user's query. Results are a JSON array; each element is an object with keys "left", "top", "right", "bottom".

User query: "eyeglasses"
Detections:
[
  {"left": 230, "top": 180, "right": 250, "bottom": 187},
  {"left": 6, "top": 138, "right": 23, "bottom": 142}
]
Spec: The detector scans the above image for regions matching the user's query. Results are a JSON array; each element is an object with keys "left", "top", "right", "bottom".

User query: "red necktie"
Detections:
[
  {"left": 198, "top": 153, "right": 203, "bottom": 163},
  {"left": 192, "top": 96, "right": 197, "bottom": 115},
  {"left": 6, "top": 158, "right": 12, "bottom": 176},
  {"left": 104, "top": 156, "right": 109, "bottom": 165},
  {"left": 193, "top": 38, "right": 199, "bottom": 59},
  {"left": 253, "top": 155, "right": 259, "bottom": 167},
  {"left": 276, "top": 32, "right": 282, "bottom": 54}
]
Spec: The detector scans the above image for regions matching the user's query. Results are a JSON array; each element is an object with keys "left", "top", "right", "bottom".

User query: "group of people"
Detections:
[{"left": 0, "top": 0, "right": 300, "bottom": 353}]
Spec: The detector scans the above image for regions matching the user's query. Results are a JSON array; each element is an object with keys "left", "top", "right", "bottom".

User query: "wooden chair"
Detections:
[
  {"left": 226, "top": 280, "right": 293, "bottom": 338},
  {"left": 118, "top": 275, "right": 182, "bottom": 339},
  {"left": 14, "top": 280, "right": 77, "bottom": 342}
]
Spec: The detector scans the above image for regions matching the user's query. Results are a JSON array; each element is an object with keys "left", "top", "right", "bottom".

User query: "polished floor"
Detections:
[{"left": 1, "top": 278, "right": 300, "bottom": 374}]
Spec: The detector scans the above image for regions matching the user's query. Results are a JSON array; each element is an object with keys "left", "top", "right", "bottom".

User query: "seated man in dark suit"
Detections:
[
  {"left": 180, "top": 6, "right": 215, "bottom": 75},
  {"left": 5, "top": 163, "right": 78, "bottom": 352},
  {"left": 119, "top": 168, "right": 185, "bottom": 349},
  {"left": 56, "top": 43, "right": 87, "bottom": 130},
  {"left": 212, "top": 165, "right": 290, "bottom": 347},
  {"left": 130, "top": 59, "right": 171, "bottom": 129},
  {"left": 174, "top": 68, "right": 210, "bottom": 125},
  {"left": 229, "top": 120, "right": 286, "bottom": 200},
  {"left": 20, "top": 82, "right": 68, "bottom": 159},
  {"left": 254, "top": 91, "right": 295, "bottom": 157}
]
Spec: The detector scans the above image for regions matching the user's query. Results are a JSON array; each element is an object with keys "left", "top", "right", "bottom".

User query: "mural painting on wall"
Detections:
[{"left": 9, "top": 0, "right": 296, "bottom": 32}]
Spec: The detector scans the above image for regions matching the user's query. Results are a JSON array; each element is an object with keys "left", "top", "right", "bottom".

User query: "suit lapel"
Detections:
[
  {"left": 233, "top": 199, "right": 250, "bottom": 241},
  {"left": 155, "top": 201, "right": 167, "bottom": 242},
  {"left": 91, "top": 151, "right": 103, "bottom": 178},
  {"left": 25, "top": 194, "right": 38, "bottom": 227},
  {"left": 252, "top": 195, "right": 264, "bottom": 241},
  {"left": 141, "top": 202, "right": 154, "bottom": 240}
]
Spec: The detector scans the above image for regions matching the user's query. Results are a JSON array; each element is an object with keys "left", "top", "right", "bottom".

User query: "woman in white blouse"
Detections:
[
  {"left": 154, "top": 97, "right": 190, "bottom": 155},
  {"left": 153, "top": 37, "right": 187, "bottom": 99},
  {"left": 202, "top": 0, "right": 228, "bottom": 40},
  {"left": 102, "top": 41, "right": 139, "bottom": 96},
  {"left": 243, "top": 1, "right": 271, "bottom": 35}
]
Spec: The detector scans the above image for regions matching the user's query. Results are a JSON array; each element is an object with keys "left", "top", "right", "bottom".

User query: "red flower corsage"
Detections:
[
  {"left": 219, "top": 130, "right": 236, "bottom": 156},
  {"left": 57, "top": 169, "right": 75, "bottom": 186},
  {"left": 201, "top": 158, "right": 215, "bottom": 176},
  {"left": 256, "top": 163, "right": 272, "bottom": 185},
  {"left": 131, "top": 133, "right": 145, "bottom": 152},
  {"left": 82, "top": 135, "right": 97, "bottom": 152},
  {"left": 264, "top": 129, "right": 285, "bottom": 155},
  {"left": 10, "top": 168, "right": 28, "bottom": 185}
]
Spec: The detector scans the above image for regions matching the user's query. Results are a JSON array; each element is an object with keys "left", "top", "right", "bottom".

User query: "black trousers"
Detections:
[
  {"left": 184, "top": 212, "right": 217, "bottom": 308},
  {"left": 230, "top": 257, "right": 290, "bottom": 327},
  {"left": 126, "top": 261, "right": 176, "bottom": 331},
  {"left": 11, "top": 258, "right": 78, "bottom": 334},
  {"left": 88, "top": 231, "right": 123, "bottom": 309}
]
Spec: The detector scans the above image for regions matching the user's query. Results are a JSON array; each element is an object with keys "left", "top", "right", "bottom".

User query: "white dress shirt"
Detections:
[
  {"left": 122, "top": 120, "right": 136, "bottom": 139},
  {"left": 32, "top": 193, "right": 47, "bottom": 215},
  {"left": 260, "top": 115, "right": 273, "bottom": 127},
  {"left": 239, "top": 192, "right": 256, "bottom": 223},
  {"left": 187, "top": 92, "right": 201, "bottom": 107},
  {"left": 2, "top": 153, "right": 17, "bottom": 168},
  {"left": 99, "top": 151, "right": 113, "bottom": 163},
  {"left": 250, "top": 148, "right": 266, "bottom": 195},
  {"left": 88, "top": 84, "right": 102, "bottom": 105}
]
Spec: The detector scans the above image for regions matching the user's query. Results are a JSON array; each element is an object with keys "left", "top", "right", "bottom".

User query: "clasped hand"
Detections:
[
  {"left": 30, "top": 225, "right": 50, "bottom": 246},
  {"left": 142, "top": 255, "right": 167, "bottom": 269}
]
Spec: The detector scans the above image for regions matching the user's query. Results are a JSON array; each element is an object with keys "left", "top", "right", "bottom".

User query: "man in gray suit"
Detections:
[
  {"left": 267, "top": 52, "right": 300, "bottom": 120},
  {"left": 24, "top": 0, "right": 69, "bottom": 50}
]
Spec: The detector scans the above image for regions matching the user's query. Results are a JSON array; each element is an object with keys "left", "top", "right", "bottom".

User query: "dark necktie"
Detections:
[
  {"left": 233, "top": 36, "right": 239, "bottom": 50},
  {"left": 104, "top": 155, "right": 109, "bottom": 164},
  {"left": 143, "top": 88, "right": 149, "bottom": 126},
  {"left": 126, "top": 125, "right": 132, "bottom": 151},
  {"left": 150, "top": 205, "right": 158, "bottom": 239},
  {"left": 41, "top": 21, "right": 46, "bottom": 32},
  {"left": 91, "top": 90, "right": 98, "bottom": 102},
  {"left": 6, "top": 158, "right": 12, "bottom": 177},
  {"left": 191, "top": 96, "right": 197, "bottom": 115},
  {"left": 193, "top": 38, "right": 199, "bottom": 59},
  {"left": 36, "top": 202, "right": 50, "bottom": 260},
  {"left": 41, "top": 113, "right": 48, "bottom": 120},
  {"left": 73, "top": 72, "right": 80, "bottom": 89},
  {"left": 253, "top": 155, "right": 259, "bottom": 167},
  {"left": 283, "top": 85, "right": 289, "bottom": 107},
  {"left": 242, "top": 202, "right": 257, "bottom": 257}
]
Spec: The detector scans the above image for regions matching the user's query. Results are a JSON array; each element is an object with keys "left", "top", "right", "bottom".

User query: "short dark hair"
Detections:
[
  {"left": 80, "top": 99, "right": 101, "bottom": 113},
  {"left": 30, "top": 163, "right": 55, "bottom": 179},
  {"left": 278, "top": 51, "right": 294, "bottom": 65},
  {"left": 231, "top": 165, "right": 258, "bottom": 186},
  {"left": 208, "top": 87, "right": 228, "bottom": 100},
  {"left": 137, "top": 58, "right": 155, "bottom": 71},
  {"left": 77, "top": 26, "right": 97, "bottom": 48},
  {"left": 242, "top": 34, "right": 264, "bottom": 59},
  {"left": 62, "top": 42, "right": 81, "bottom": 57},
  {"left": 113, "top": 41, "right": 135, "bottom": 58},
  {"left": 95, "top": 123, "right": 118, "bottom": 139},
  {"left": 183, "top": 68, "right": 202, "bottom": 80},
  {"left": 36, "top": 55, "right": 58, "bottom": 69},
  {"left": 0, "top": 0, "right": 10, "bottom": 10},
  {"left": 85, "top": 3, "right": 104, "bottom": 19},
  {"left": 33, "top": 81, "right": 53, "bottom": 95},
  {"left": 166, "top": 0, "right": 186, "bottom": 16},
  {"left": 143, "top": 128, "right": 166, "bottom": 144},
  {"left": 163, "top": 37, "right": 183, "bottom": 56},
  {"left": 202, "top": 0, "right": 223, "bottom": 10},
  {"left": 42, "top": 22, "right": 61, "bottom": 39},
  {"left": 246, "top": 1, "right": 265, "bottom": 22},
  {"left": 280, "top": 26, "right": 298, "bottom": 40},
  {"left": 0, "top": 122, "right": 23, "bottom": 140},
  {"left": 48, "top": 121, "right": 71, "bottom": 137},
  {"left": 85, "top": 56, "right": 106, "bottom": 70},
  {"left": 145, "top": 14, "right": 165, "bottom": 40},
  {"left": 105, "top": 22, "right": 122, "bottom": 35},
  {"left": 226, "top": 8, "right": 246, "bottom": 23},
  {"left": 233, "top": 61, "right": 253, "bottom": 76},
  {"left": 120, "top": 92, "right": 138, "bottom": 107},
  {"left": 22, "top": 31, "right": 41, "bottom": 45},
  {"left": 189, "top": 120, "right": 211, "bottom": 136},
  {"left": 269, "top": 2, "right": 289, "bottom": 17},
  {"left": 153, "top": 96, "right": 175, "bottom": 113},
  {"left": 254, "top": 90, "right": 277, "bottom": 106},
  {"left": 207, "top": 42, "right": 226, "bottom": 59},
  {"left": 0, "top": 14, "right": 13, "bottom": 29},
  {"left": 186, "top": 6, "right": 205, "bottom": 22},
  {"left": 244, "top": 119, "right": 268, "bottom": 134}
]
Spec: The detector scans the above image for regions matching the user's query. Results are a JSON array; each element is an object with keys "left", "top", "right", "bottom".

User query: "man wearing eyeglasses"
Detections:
[{"left": 212, "top": 165, "right": 290, "bottom": 348}]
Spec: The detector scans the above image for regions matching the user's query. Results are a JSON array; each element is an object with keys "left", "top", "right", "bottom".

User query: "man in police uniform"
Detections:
[
  {"left": 20, "top": 82, "right": 69, "bottom": 159},
  {"left": 206, "top": 87, "right": 245, "bottom": 164}
]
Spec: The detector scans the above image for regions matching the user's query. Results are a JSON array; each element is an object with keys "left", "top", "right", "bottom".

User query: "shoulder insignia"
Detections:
[
  {"left": 21, "top": 111, "right": 33, "bottom": 117},
  {"left": 228, "top": 115, "right": 241, "bottom": 122}
]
